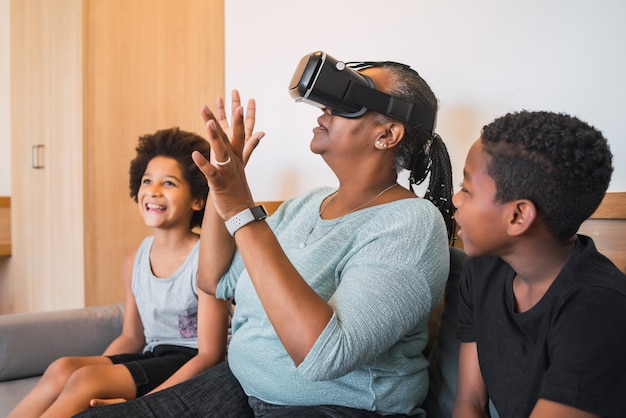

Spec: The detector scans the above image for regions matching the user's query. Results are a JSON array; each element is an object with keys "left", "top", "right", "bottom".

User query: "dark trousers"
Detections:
[{"left": 74, "top": 361, "right": 410, "bottom": 418}]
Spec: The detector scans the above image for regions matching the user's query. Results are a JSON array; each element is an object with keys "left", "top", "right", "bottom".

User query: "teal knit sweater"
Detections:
[{"left": 217, "top": 187, "right": 449, "bottom": 416}]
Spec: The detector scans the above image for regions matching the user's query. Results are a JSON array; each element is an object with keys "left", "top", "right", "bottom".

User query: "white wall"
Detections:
[
  {"left": 225, "top": 0, "right": 626, "bottom": 201},
  {"left": 0, "top": 0, "right": 10, "bottom": 196},
  {"left": 1, "top": 1, "right": 624, "bottom": 198}
]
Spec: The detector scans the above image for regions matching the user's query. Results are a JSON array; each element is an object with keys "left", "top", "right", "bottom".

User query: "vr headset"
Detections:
[{"left": 288, "top": 51, "right": 435, "bottom": 132}]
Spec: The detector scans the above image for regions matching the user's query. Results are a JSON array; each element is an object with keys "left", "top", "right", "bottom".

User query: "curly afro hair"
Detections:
[
  {"left": 481, "top": 110, "right": 613, "bottom": 242},
  {"left": 129, "top": 127, "right": 211, "bottom": 229}
]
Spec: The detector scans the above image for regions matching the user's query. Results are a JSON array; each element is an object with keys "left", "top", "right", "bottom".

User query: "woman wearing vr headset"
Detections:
[{"left": 78, "top": 52, "right": 455, "bottom": 418}]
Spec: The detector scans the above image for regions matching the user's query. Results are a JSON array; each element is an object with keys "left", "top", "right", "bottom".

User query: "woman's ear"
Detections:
[
  {"left": 507, "top": 199, "right": 537, "bottom": 236},
  {"left": 374, "top": 122, "right": 405, "bottom": 150}
]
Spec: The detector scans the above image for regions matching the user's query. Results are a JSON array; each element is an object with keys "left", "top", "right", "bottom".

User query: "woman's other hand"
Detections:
[
  {"left": 193, "top": 90, "right": 263, "bottom": 220},
  {"left": 203, "top": 89, "right": 264, "bottom": 165}
]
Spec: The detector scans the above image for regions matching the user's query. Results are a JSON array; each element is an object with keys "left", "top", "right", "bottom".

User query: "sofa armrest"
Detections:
[{"left": 0, "top": 304, "right": 124, "bottom": 381}]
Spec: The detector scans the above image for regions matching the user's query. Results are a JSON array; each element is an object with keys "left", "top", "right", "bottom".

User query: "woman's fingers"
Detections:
[
  {"left": 205, "top": 91, "right": 259, "bottom": 143},
  {"left": 231, "top": 89, "right": 242, "bottom": 121},
  {"left": 244, "top": 98, "right": 257, "bottom": 140},
  {"left": 192, "top": 150, "right": 215, "bottom": 178},
  {"left": 200, "top": 90, "right": 264, "bottom": 167},
  {"left": 201, "top": 104, "right": 215, "bottom": 124},
  {"left": 215, "top": 96, "right": 228, "bottom": 129},
  {"left": 204, "top": 119, "right": 232, "bottom": 164},
  {"left": 196, "top": 93, "right": 258, "bottom": 220},
  {"left": 230, "top": 106, "right": 246, "bottom": 157},
  {"left": 215, "top": 90, "right": 243, "bottom": 133},
  {"left": 243, "top": 131, "right": 265, "bottom": 164}
]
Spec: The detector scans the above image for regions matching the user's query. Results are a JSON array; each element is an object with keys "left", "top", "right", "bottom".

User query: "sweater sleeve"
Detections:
[
  {"left": 296, "top": 201, "right": 449, "bottom": 380},
  {"left": 215, "top": 201, "right": 288, "bottom": 300}
]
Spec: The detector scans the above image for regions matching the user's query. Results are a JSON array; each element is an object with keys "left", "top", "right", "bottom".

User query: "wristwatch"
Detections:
[{"left": 225, "top": 205, "right": 268, "bottom": 236}]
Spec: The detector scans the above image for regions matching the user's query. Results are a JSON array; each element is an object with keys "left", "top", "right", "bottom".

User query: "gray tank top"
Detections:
[{"left": 131, "top": 236, "right": 200, "bottom": 352}]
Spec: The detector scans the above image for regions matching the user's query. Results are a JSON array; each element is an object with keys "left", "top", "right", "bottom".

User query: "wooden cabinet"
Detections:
[{"left": 4, "top": 0, "right": 224, "bottom": 314}]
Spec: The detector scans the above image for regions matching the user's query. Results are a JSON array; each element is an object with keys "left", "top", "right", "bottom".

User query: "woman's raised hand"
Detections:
[
  {"left": 207, "top": 89, "right": 264, "bottom": 165},
  {"left": 192, "top": 90, "right": 264, "bottom": 221}
]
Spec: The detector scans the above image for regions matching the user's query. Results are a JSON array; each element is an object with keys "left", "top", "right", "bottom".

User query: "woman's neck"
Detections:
[{"left": 321, "top": 179, "right": 405, "bottom": 219}]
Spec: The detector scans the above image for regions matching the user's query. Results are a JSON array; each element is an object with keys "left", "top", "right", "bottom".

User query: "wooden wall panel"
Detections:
[
  {"left": 5, "top": 0, "right": 224, "bottom": 314},
  {"left": 7, "top": 0, "right": 84, "bottom": 313},
  {"left": 579, "top": 192, "right": 626, "bottom": 273},
  {"left": 83, "top": 0, "right": 225, "bottom": 306},
  {"left": 0, "top": 197, "right": 10, "bottom": 256}
]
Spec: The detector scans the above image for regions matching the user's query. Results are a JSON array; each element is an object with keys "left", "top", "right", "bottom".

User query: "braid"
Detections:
[
  {"left": 380, "top": 63, "right": 456, "bottom": 242},
  {"left": 417, "top": 133, "right": 456, "bottom": 242}
]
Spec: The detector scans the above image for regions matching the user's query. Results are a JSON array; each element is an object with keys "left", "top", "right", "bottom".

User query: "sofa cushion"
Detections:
[
  {"left": 0, "top": 304, "right": 123, "bottom": 381},
  {"left": 422, "top": 248, "right": 499, "bottom": 418},
  {"left": 0, "top": 376, "right": 40, "bottom": 417}
]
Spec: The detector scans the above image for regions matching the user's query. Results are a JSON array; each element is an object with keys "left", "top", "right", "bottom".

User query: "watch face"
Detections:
[{"left": 251, "top": 205, "right": 268, "bottom": 220}]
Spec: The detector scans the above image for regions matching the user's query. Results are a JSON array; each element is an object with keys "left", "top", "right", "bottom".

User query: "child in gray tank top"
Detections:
[{"left": 8, "top": 128, "right": 230, "bottom": 418}]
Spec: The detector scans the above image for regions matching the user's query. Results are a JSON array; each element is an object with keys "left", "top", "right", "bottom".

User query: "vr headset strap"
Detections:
[{"left": 344, "top": 82, "right": 435, "bottom": 132}]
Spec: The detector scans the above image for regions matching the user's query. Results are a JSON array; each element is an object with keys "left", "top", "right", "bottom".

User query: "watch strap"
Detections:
[{"left": 225, "top": 205, "right": 268, "bottom": 236}]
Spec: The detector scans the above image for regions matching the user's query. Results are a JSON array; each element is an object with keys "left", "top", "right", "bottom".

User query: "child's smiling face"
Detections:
[
  {"left": 452, "top": 139, "right": 511, "bottom": 257},
  {"left": 137, "top": 156, "right": 202, "bottom": 230}
]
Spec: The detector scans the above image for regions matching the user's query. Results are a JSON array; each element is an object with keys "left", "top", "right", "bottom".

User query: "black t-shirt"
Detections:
[{"left": 458, "top": 235, "right": 626, "bottom": 417}]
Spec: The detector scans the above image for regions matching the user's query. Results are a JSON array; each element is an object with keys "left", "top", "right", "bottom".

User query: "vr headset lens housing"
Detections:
[
  {"left": 288, "top": 51, "right": 436, "bottom": 132},
  {"left": 288, "top": 51, "right": 372, "bottom": 118}
]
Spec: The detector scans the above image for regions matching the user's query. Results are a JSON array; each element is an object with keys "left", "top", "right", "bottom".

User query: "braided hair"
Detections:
[{"left": 376, "top": 63, "right": 456, "bottom": 242}]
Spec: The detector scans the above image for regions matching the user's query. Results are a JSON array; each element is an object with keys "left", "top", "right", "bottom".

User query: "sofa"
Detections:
[
  {"left": 0, "top": 304, "right": 124, "bottom": 416},
  {"left": 0, "top": 248, "right": 476, "bottom": 418},
  {"left": 423, "top": 248, "right": 499, "bottom": 418}
]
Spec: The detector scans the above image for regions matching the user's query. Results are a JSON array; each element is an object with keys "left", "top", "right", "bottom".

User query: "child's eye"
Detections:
[
  {"left": 142, "top": 178, "right": 151, "bottom": 185},
  {"left": 459, "top": 183, "right": 468, "bottom": 192},
  {"left": 164, "top": 180, "right": 176, "bottom": 187}
]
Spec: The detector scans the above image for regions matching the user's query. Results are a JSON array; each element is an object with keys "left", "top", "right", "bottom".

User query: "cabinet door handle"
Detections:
[{"left": 31, "top": 144, "right": 44, "bottom": 169}]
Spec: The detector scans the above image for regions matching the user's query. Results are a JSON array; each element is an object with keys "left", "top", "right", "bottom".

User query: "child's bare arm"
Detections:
[
  {"left": 452, "top": 342, "right": 490, "bottom": 418},
  {"left": 530, "top": 399, "right": 599, "bottom": 418},
  {"left": 102, "top": 250, "right": 145, "bottom": 356}
]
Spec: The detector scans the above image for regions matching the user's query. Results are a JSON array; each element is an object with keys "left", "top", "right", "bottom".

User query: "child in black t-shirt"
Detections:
[{"left": 452, "top": 110, "right": 626, "bottom": 418}]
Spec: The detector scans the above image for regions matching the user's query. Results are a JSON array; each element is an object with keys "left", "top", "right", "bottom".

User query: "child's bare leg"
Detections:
[
  {"left": 7, "top": 356, "right": 112, "bottom": 418},
  {"left": 40, "top": 363, "right": 136, "bottom": 418}
]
